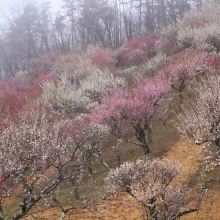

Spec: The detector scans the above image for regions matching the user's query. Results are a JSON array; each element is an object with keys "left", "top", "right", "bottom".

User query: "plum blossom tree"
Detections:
[
  {"left": 0, "top": 73, "right": 55, "bottom": 117},
  {"left": 0, "top": 107, "right": 109, "bottom": 220},
  {"left": 143, "top": 52, "right": 169, "bottom": 76},
  {"left": 177, "top": 74, "right": 220, "bottom": 148},
  {"left": 40, "top": 74, "right": 90, "bottom": 114},
  {"left": 0, "top": 82, "right": 26, "bottom": 116},
  {"left": 94, "top": 76, "right": 170, "bottom": 154},
  {"left": 177, "top": 1, "right": 220, "bottom": 51},
  {"left": 105, "top": 158, "right": 200, "bottom": 220},
  {"left": 51, "top": 52, "right": 93, "bottom": 84},
  {"left": 29, "top": 54, "right": 58, "bottom": 77},
  {"left": 117, "top": 35, "right": 159, "bottom": 67},
  {"left": 40, "top": 53, "right": 125, "bottom": 114},
  {"left": 81, "top": 69, "right": 126, "bottom": 104},
  {"left": 177, "top": 74, "right": 220, "bottom": 207},
  {"left": 159, "top": 50, "right": 215, "bottom": 108},
  {"left": 40, "top": 70, "right": 125, "bottom": 114},
  {"left": 25, "top": 73, "right": 56, "bottom": 101},
  {"left": 90, "top": 49, "right": 116, "bottom": 71}
]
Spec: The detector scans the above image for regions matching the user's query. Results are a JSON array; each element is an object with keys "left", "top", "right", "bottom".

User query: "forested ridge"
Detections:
[{"left": 0, "top": 0, "right": 210, "bottom": 79}]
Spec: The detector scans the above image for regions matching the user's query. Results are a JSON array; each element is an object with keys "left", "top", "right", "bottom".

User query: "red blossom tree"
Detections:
[
  {"left": 94, "top": 76, "right": 170, "bottom": 154},
  {"left": 90, "top": 49, "right": 116, "bottom": 71},
  {"left": 25, "top": 73, "right": 56, "bottom": 100},
  {"left": 0, "top": 81, "right": 27, "bottom": 116},
  {"left": 118, "top": 34, "right": 159, "bottom": 67},
  {"left": 0, "top": 73, "right": 55, "bottom": 117}
]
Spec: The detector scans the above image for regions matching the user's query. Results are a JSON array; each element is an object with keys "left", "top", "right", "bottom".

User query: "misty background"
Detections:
[{"left": 0, "top": 0, "right": 209, "bottom": 79}]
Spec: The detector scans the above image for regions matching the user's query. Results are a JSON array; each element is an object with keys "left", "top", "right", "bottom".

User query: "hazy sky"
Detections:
[
  {"left": 0, "top": 0, "right": 64, "bottom": 14},
  {"left": 49, "top": 0, "right": 63, "bottom": 12},
  {"left": 0, "top": 0, "right": 64, "bottom": 26}
]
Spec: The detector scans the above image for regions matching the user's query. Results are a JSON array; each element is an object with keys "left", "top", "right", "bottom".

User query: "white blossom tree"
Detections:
[
  {"left": 177, "top": 74, "right": 220, "bottom": 148},
  {"left": 177, "top": 1, "right": 220, "bottom": 51},
  {"left": 40, "top": 74, "right": 90, "bottom": 114},
  {"left": 105, "top": 158, "right": 200, "bottom": 220},
  {"left": 40, "top": 52, "right": 125, "bottom": 114},
  {"left": 0, "top": 107, "right": 109, "bottom": 220}
]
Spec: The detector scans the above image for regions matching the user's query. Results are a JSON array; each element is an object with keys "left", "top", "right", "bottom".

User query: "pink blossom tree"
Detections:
[
  {"left": 94, "top": 76, "right": 170, "bottom": 154},
  {"left": 0, "top": 107, "right": 109, "bottom": 220},
  {"left": 105, "top": 158, "right": 200, "bottom": 220},
  {"left": 159, "top": 50, "right": 216, "bottom": 109}
]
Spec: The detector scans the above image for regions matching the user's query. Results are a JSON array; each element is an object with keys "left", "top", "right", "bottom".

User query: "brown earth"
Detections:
[{"left": 21, "top": 139, "right": 220, "bottom": 220}]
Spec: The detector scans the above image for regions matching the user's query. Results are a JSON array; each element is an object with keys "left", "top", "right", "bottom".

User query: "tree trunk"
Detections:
[
  {"left": 117, "top": 155, "right": 121, "bottom": 167},
  {"left": 0, "top": 213, "right": 4, "bottom": 220},
  {"left": 87, "top": 157, "right": 93, "bottom": 174},
  {"left": 60, "top": 211, "right": 66, "bottom": 220},
  {"left": 215, "top": 138, "right": 220, "bottom": 150},
  {"left": 74, "top": 187, "right": 80, "bottom": 200},
  {"left": 178, "top": 92, "right": 184, "bottom": 109},
  {"left": 0, "top": 204, "right": 4, "bottom": 220},
  {"left": 92, "top": 153, "right": 111, "bottom": 171},
  {"left": 70, "top": 174, "right": 82, "bottom": 200},
  {"left": 138, "top": 129, "right": 150, "bottom": 154},
  {"left": 147, "top": 125, "right": 152, "bottom": 144}
]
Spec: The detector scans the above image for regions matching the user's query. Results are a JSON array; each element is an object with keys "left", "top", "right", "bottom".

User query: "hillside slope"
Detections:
[{"left": 21, "top": 139, "right": 220, "bottom": 220}]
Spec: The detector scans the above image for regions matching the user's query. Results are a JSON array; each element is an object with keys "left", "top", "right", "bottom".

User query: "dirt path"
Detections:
[
  {"left": 164, "top": 139, "right": 202, "bottom": 177},
  {"left": 163, "top": 140, "right": 220, "bottom": 220},
  {"left": 22, "top": 139, "right": 220, "bottom": 220}
]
